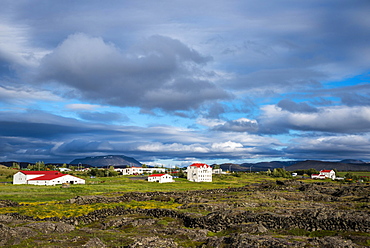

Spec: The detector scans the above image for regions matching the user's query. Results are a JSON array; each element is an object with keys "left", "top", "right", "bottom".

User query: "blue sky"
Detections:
[{"left": 1, "top": 0, "right": 370, "bottom": 166}]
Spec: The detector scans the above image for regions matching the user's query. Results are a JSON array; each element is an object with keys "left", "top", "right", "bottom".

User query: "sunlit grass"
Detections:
[{"left": 0, "top": 200, "right": 182, "bottom": 219}]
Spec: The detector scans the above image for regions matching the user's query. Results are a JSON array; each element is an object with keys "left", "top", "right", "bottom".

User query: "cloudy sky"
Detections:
[{"left": 1, "top": 0, "right": 370, "bottom": 166}]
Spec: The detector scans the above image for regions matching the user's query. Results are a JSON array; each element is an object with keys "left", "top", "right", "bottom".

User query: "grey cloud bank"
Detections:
[{"left": 1, "top": 1, "right": 370, "bottom": 165}]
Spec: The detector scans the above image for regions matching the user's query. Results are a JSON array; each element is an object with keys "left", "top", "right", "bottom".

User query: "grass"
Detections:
[
  {"left": 0, "top": 165, "right": 17, "bottom": 182},
  {"left": 0, "top": 200, "right": 182, "bottom": 218}
]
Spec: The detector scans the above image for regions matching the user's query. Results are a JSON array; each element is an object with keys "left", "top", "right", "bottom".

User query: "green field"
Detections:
[
  {"left": 2, "top": 165, "right": 369, "bottom": 203},
  {"left": 336, "top": 171, "right": 370, "bottom": 177}
]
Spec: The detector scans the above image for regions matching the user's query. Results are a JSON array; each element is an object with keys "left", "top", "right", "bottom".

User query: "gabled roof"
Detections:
[
  {"left": 189, "top": 163, "right": 210, "bottom": 168},
  {"left": 320, "top": 170, "right": 333, "bottom": 173},
  {"left": 20, "top": 170, "right": 60, "bottom": 175},
  {"left": 149, "top": 174, "right": 166, "bottom": 177}
]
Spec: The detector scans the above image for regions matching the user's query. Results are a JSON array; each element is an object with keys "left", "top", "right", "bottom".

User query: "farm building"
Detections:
[
  {"left": 147, "top": 174, "right": 173, "bottom": 183},
  {"left": 13, "top": 171, "right": 85, "bottom": 186},
  {"left": 187, "top": 163, "right": 212, "bottom": 182}
]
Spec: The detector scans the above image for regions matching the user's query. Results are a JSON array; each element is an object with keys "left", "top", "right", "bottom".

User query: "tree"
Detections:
[
  {"left": 11, "top": 162, "right": 20, "bottom": 170},
  {"left": 35, "top": 161, "right": 45, "bottom": 171},
  {"left": 344, "top": 173, "right": 359, "bottom": 181},
  {"left": 272, "top": 168, "right": 291, "bottom": 178}
]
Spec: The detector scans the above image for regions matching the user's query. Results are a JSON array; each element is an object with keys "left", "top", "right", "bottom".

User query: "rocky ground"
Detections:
[{"left": 0, "top": 179, "right": 369, "bottom": 247}]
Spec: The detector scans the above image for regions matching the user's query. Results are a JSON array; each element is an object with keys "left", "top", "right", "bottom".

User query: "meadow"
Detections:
[
  {"left": 1, "top": 165, "right": 369, "bottom": 247},
  {"left": 0, "top": 168, "right": 278, "bottom": 220}
]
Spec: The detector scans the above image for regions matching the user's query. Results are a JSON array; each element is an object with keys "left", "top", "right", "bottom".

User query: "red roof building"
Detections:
[{"left": 13, "top": 170, "right": 85, "bottom": 186}]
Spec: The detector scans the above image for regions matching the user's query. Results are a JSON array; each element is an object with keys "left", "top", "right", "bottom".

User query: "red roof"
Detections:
[
  {"left": 189, "top": 163, "right": 210, "bottom": 168},
  {"left": 320, "top": 170, "right": 333, "bottom": 173},
  {"left": 20, "top": 170, "right": 84, "bottom": 181},
  {"left": 20, "top": 170, "right": 60, "bottom": 175},
  {"left": 28, "top": 174, "right": 67, "bottom": 180},
  {"left": 149, "top": 174, "right": 166, "bottom": 177}
]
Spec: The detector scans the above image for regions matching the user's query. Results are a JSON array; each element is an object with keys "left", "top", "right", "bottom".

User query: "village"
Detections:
[{"left": 12, "top": 161, "right": 339, "bottom": 186}]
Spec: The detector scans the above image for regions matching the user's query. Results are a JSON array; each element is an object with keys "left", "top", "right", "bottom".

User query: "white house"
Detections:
[
  {"left": 311, "top": 169, "right": 336, "bottom": 180},
  {"left": 117, "top": 167, "right": 166, "bottom": 175},
  {"left": 13, "top": 171, "right": 85, "bottom": 186},
  {"left": 213, "top": 168, "right": 224, "bottom": 174},
  {"left": 187, "top": 163, "right": 212, "bottom": 182},
  {"left": 148, "top": 173, "right": 173, "bottom": 183}
]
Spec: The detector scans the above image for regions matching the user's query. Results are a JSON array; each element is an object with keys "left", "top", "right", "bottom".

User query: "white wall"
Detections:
[{"left": 13, "top": 172, "right": 27, "bottom": 184}]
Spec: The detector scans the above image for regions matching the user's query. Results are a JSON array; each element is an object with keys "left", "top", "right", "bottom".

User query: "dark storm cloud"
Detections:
[
  {"left": 36, "top": 34, "right": 230, "bottom": 111},
  {"left": 0, "top": 111, "right": 121, "bottom": 139}
]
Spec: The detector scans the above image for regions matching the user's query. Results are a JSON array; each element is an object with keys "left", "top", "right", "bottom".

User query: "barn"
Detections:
[{"left": 13, "top": 171, "right": 85, "bottom": 186}]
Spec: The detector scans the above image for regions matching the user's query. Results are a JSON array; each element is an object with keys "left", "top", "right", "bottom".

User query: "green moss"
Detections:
[
  {"left": 286, "top": 228, "right": 310, "bottom": 236},
  {"left": 309, "top": 230, "right": 337, "bottom": 237}
]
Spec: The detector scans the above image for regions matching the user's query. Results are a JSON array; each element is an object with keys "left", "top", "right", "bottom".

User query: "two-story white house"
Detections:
[
  {"left": 311, "top": 169, "right": 336, "bottom": 180},
  {"left": 187, "top": 163, "right": 212, "bottom": 182}
]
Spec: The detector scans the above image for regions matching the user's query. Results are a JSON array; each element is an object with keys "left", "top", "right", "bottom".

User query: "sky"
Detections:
[{"left": 1, "top": 0, "right": 370, "bottom": 166}]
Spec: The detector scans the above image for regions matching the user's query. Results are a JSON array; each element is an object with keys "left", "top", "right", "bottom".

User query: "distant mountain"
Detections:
[
  {"left": 219, "top": 161, "right": 299, "bottom": 172},
  {"left": 217, "top": 160, "right": 370, "bottom": 172},
  {"left": 240, "top": 161, "right": 298, "bottom": 171},
  {"left": 285, "top": 160, "right": 370, "bottom": 171},
  {"left": 340, "top": 159, "right": 366, "bottom": 164},
  {"left": 70, "top": 155, "right": 141, "bottom": 167}
]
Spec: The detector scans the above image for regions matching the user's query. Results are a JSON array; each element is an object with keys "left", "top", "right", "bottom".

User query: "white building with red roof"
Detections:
[
  {"left": 187, "top": 163, "right": 212, "bottom": 182},
  {"left": 311, "top": 169, "right": 336, "bottom": 180},
  {"left": 147, "top": 173, "right": 173, "bottom": 183},
  {"left": 118, "top": 167, "right": 166, "bottom": 175},
  {"left": 13, "top": 171, "right": 85, "bottom": 186}
]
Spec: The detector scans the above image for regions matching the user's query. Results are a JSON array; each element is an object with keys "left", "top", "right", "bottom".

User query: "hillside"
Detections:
[
  {"left": 70, "top": 155, "right": 141, "bottom": 167},
  {"left": 219, "top": 160, "right": 370, "bottom": 172}
]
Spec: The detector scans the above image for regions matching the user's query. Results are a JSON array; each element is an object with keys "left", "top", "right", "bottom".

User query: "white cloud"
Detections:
[
  {"left": 211, "top": 141, "right": 243, "bottom": 152},
  {"left": 260, "top": 105, "right": 370, "bottom": 133},
  {"left": 65, "top": 103, "right": 102, "bottom": 111},
  {"left": 136, "top": 142, "right": 209, "bottom": 153}
]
